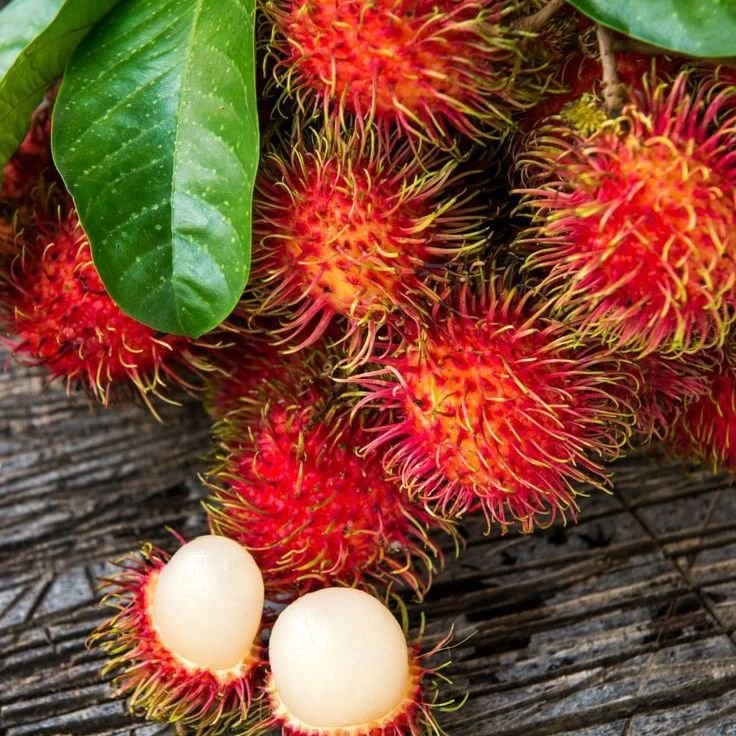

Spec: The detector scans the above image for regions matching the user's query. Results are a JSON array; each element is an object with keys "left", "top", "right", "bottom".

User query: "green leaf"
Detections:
[
  {"left": 52, "top": 0, "right": 259, "bottom": 337},
  {"left": 0, "top": 0, "right": 119, "bottom": 170},
  {"left": 566, "top": 0, "right": 736, "bottom": 58}
]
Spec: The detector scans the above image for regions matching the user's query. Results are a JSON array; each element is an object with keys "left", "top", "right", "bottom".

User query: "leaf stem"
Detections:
[
  {"left": 514, "top": 0, "right": 567, "bottom": 33},
  {"left": 596, "top": 24, "right": 627, "bottom": 117}
]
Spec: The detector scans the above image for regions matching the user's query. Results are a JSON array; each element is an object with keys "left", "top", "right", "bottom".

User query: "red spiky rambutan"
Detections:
[
  {"left": 352, "top": 271, "right": 636, "bottom": 531},
  {"left": 89, "top": 537, "right": 266, "bottom": 735},
  {"left": 669, "top": 348, "right": 736, "bottom": 471},
  {"left": 515, "top": 72, "right": 736, "bottom": 357},
  {"left": 250, "top": 128, "right": 486, "bottom": 364},
  {"left": 0, "top": 200, "right": 211, "bottom": 412},
  {"left": 622, "top": 351, "right": 715, "bottom": 444},
  {"left": 204, "top": 345, "right": 455, "bottom": 600},
  {"left": 1, "top": 92, "right": 56, "bottom": 204},
  {"left": 265, "top": 0, "right": 540, "bottom": 144}
]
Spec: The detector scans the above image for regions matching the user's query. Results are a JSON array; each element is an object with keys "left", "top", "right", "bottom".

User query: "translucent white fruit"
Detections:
[
  {"left": 269, "top": 587, "right": 411, "bottom": 729},
  {"left": 151, "top": 535, "right": 264, "bottom": 671}
]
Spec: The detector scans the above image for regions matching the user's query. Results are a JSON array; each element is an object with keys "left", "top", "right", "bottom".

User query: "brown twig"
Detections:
[
  {"left": 596, "top": 24, "right": 627, "bottom": 117},
  {"left": 514, "top": 0, "right": 567, "bottom": 33}
]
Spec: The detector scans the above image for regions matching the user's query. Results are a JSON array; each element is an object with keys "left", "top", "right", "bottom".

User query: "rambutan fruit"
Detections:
[
  {"left": 250, "top": 127, "right": 486, "bottom": 364},
  {"left": 0, "top": 202, "right": 212, "bottom": 412},
  {"left": 352, "top": 272, "right": 636, "bottom": 531},
  {"left": 204, "top": 344, "right": 454, "bottom": 600},
  {"left": 1, "top": 92, "right": 55, "bottom": 204},
  {"left": 264, "top": 0, "right": 541, "bottom": 145},
  {"left": 669, "top": 348, "right": 736, "bottom": 472},
  {"left": 263, "top": 587, "right": 458, "bottom": 736},
  {"left": 619, "top": 350, "right": 715, "bottom": 445},
  {"left": 515, "top": 72, "right": 736, "bottom": 357},
  {"left": 89, "top": 535, "right": 266, "bottom": 734}
]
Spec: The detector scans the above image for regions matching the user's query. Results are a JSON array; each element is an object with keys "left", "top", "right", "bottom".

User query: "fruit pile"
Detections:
[{"left": 2, "top": 1, "right": 736, "bottom": 734}]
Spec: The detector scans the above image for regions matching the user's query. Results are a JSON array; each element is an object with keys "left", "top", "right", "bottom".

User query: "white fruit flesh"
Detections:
[
  {"left": 151, "top": 535, "right": 264, "bottom": 671},
  {"left": 269, "top": 587, "right": 411, "bottom": 729}
]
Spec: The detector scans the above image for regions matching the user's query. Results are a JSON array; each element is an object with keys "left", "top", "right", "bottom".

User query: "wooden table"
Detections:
[{"left": 2, "top": 354, "right": 736, "bottom": 736}]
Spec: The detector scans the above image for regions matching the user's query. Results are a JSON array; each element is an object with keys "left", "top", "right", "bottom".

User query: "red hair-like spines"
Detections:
[
  {"left": 516, "top": 72, "right": 736, "bottom": 357},
  {"left": 353, "top": 273, "right": 637, "bottom": 531}
]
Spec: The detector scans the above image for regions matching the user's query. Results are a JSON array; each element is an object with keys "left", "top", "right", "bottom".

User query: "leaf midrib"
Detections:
[{"left": 169, "top": 0, "right": 206, "bottom": 335}]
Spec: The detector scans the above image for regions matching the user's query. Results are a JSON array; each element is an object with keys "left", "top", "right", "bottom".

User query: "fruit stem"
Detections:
[
  {"left": 596, "top": 24, "right": 627, "bottom": 117},
  {"left": 514, "top": 0, "right": 567, "bottom": 33}
]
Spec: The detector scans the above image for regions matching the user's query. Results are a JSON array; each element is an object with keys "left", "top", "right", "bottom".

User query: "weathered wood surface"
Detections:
[{"left": 2, "top": 352, "right": 736, "bottom": 736}]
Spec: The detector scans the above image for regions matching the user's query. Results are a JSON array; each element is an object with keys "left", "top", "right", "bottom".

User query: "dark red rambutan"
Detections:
[
  {"left": 352, "top": 272, "right": 636, "bottom": 531},
  {"left": 0, "top": 203, "right": 210, "bottom": 411},
  {"left": 622, "top": 351, "right": 715, "bottom": 444},
  {"left": 669, "top": 349, "right": 736, "bottom": 471},
  {"left": 90, "top": 538, "right": 265, "bottom": 735},
  {"left": 265, "top": 0, "right": 540, "bottom": 144},
  {"left": 204, "top": 346, "right": 454, "bottom": 599},
  {"left": 250, "top": 128, "right": 486, "bottom": 363},
  {"left": 515, "top": 72, "right": 736, "bottom": 357},
  {"left": 1, "top": 94, "right": 55, "bottom": 203}
]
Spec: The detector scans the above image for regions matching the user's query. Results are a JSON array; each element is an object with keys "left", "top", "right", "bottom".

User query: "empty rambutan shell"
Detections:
[
  {"left": 204, "top": 342, "right": 455, "bottom": 600},
  {"left": 265, "top": 0, "right": 541, "bottom": 144},
  {"left": 263, "top": 587, "right": 458, "bottom": 736},
  {"left": 0, "top": 201, "right": 213, "bottom": 413},
  {"left": 89, "top": 535, "right": 266, "bottom": 734},
  {"left": 669, "top": 348, "right": 736, "bottom": 472},
  {"left": 249, "top": 127, "right": 486, "bottom": 364},
  {"left": 352, "top": 271, "right": 637, "bottom": 531},
  {"left": 515, "top": 71, "right": 736, "bottom": 357}
]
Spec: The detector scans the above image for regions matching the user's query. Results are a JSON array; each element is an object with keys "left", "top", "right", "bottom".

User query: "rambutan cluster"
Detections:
[{"left": 7, "top": 6, "right": 736, "bottom": 736}]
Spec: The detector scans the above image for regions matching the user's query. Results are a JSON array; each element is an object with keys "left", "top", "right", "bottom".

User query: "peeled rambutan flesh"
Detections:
[
  {"left": 354, "top": 274, "right": 636, "bottom": 531},
  {"left": 250, "top": 129, "right": 485, "bottom": 361},
  {"left": 0, "top": 204, "right": 203, "bottom": 409},
  {"left": 669, "top": 349, "right": 736, "bottom": 471},
  {"left": 205, "top": 345, "right": 453, "bottom": 599},
  {"left": 266, "top": 0, "right": 539, "bottom": 143},
  {"left": 516, "top": 72, "right": 736, "bottom": 357},
  {"left": 90, "top": 535, "right": 265, "bottom": 734},
  {"left": 264, "top": 587, "right": 453, "bottom": 736}
]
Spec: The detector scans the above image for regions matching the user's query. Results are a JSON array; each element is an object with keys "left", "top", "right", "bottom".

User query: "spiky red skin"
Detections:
[
  {"left": 207, "top": 364, "right": 451, "bottom": 599},
  {"left": 266, "top": 0, "right": 534, "bottom": 142},
  {"left": 354, "top": 278, "right": 635, "bottom": 531},
  {"left": 1, "top": 208, "right": 193, "bottom": 405},
  {"left": 1, "top": 104, "right": 54, "bottom": 203},
  {"left": 623, "top": 351, "right": 715, "bottom": 444},
  {"left": 516, "top": 73, "right": 736, "bottom": 357},
  {"left": 90, "top": 545, "right": 261, "bottom": 734},
  {"left": 669, "top": 354, "right": 736, "bottom": 471},
  {"left": 251, "top": 132, "right": 484, "bottom": 359}
]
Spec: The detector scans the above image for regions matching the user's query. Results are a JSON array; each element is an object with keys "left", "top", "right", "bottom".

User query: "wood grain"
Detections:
[{"left": 2, "top": 352, "right": 736, "bottom": 736}]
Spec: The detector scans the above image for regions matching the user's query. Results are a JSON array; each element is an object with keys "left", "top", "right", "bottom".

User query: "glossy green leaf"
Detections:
[
  {"left": 0, "top": 0, "right": 119, "bottom": 170},
  {"left": 567, "top": 0, "right": 736, "bottom": 58},
  {"left": 52, "top": 0, "right": 259, "bottom": 337}
]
